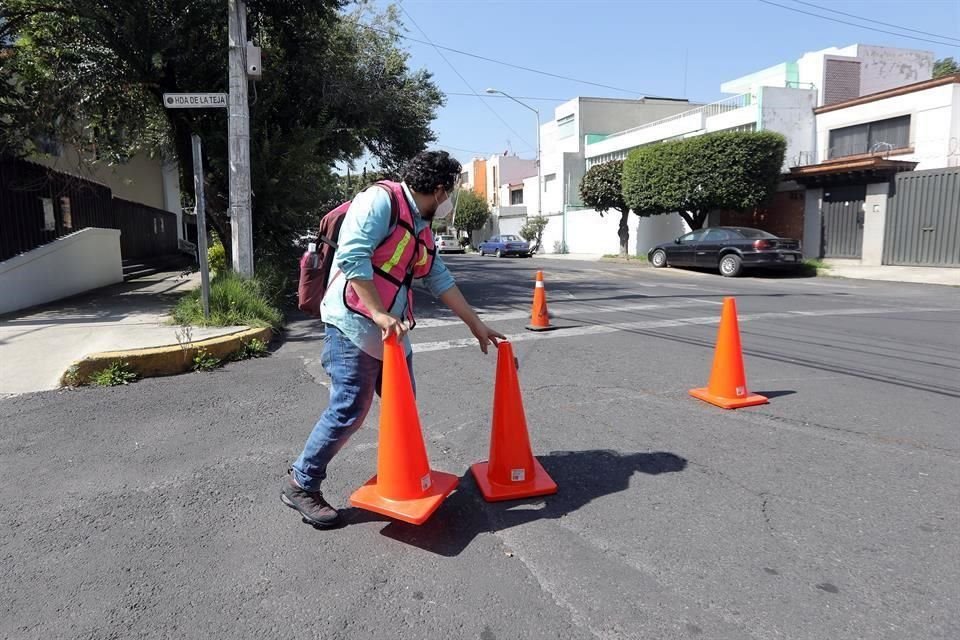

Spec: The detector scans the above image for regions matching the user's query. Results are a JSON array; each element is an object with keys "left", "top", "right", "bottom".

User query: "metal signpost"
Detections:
[
  {"left": 162, "top": 93, "right": 229, "bottom": 321},
  {"left": 190, "top": 135, "right": 212, "bottom": 321}
]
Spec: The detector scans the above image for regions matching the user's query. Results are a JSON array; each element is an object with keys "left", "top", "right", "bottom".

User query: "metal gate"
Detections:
[
  {"left": 884, "top": 168, "right": 960, "bottom": 267},
  {"left": 821, "top": 185, "right": 865, "bottom": 258}
]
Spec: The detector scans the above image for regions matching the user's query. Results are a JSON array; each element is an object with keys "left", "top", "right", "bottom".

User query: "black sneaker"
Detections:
[{"left": 280, "top": 471, "right": 340, "bottom": 528}]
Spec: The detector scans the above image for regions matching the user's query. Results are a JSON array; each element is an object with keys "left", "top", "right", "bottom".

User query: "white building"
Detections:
[
  {"left": 488, "top": 96, "right": 698, "bottom": 252},
  {"left": 552, "top": 44, "right": 935, "bottom": 255},
  {"left": 790, "top": 72, "right": 960, "bottom": 265}
]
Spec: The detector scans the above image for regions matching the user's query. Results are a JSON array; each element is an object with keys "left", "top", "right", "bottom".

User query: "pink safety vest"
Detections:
[{"left": 343, "top": 181, "right": 436, "bottom": 328}]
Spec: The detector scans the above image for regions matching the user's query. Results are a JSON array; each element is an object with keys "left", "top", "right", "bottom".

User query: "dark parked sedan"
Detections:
[
  {"left": 648, "top": 227, "right": 803, "bottom": 277},
  {"left": 478, "top": 234, "right": 531, "bottom": 258}
]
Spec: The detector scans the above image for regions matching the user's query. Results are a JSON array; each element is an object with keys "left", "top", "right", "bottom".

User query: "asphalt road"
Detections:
[{"left": 2, "top": 256, "right": 959, "bottom": 640}]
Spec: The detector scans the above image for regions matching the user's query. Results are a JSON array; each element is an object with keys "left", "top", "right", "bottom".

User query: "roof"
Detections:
[
  {"left": 788, "top": 156, "right": 918, "bottom": 186},
  {"left": 815, "top": 73, "right": 960, "bottom": 114}
]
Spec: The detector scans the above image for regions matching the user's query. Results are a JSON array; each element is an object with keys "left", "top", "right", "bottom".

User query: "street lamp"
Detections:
[{"left": 486, "top": 88, "right": 541, "bottom": 219}]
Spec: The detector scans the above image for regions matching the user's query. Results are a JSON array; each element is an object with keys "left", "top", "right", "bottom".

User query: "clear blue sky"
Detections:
[{"left": 368, "top": 0, "right": 959, "bottom": 167}]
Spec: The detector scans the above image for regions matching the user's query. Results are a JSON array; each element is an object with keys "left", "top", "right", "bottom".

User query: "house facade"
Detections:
[{"left": 485, "top": 43, "right": 956, "bottom": 265}]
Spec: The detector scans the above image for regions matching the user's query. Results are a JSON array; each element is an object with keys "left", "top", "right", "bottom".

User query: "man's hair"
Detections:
[{"left": 402, "top": 150, "right": 462, "bottom": 194}]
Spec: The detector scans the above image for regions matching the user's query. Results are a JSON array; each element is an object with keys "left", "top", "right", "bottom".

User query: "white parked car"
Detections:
[{"left": 435, "top": 234, "right": 465, "bottom": 254}]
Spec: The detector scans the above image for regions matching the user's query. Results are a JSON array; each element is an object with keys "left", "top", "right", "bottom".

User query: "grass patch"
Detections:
[
  {"left": 172, "top": 271, "right": 283, "bottom": 329},
  {"left": 90, "top": 361, "right": 139, "bottom": 387},
  {"left": 602, "top": 254, "right": 648, "bottom": 262},
  {"left": 799, "top": 259, "right": 830, "bottom": 276},
  {"left": 230, "top": 337, "right": 270, "bottom": 362}
]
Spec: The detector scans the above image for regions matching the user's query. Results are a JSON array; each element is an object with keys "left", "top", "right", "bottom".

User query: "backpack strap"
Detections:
[
  {"left": 314, "top": 182, "right": 400, "bottom": 248},
  {"left": 372, "top": 182, "right": 400, "bottom": 231}
]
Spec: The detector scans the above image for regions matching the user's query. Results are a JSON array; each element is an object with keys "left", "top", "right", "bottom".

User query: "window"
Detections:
[
  {"left": 703, "top": 229, "right": 733, "bottom": 242},
  {"left": 828, "top": 115, "right": 910, "bottom": 159},
  {"left": 510, "top": 188, "right": 523, "bottom": 205},
  {"left": 41, "top": 198, "right": 55, "bottom": 231},
  {"left": 543, "top": 173, "right": 556, "bottom": 192},
  {"left": 60, "top": 197, "right": 72, "bottom": 229},
  {"left": 735, "top": 228, "right": 777, "bottom": 239},
  {"left": 557, "top": 114, "right": 575, "bottom": 140},
  {"left": 678, "top": 230, "right": 708, "bottom": 243}
]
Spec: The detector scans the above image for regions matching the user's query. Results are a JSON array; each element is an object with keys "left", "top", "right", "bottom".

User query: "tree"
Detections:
[
  {"left": 452, "top": 190, "right": 490, "bottom": 238},
  {"left": 934, "top": 57, "right": 960, "bottom": 78},
  {"left": 519, "top": 215, "right": 548, "bottom": 254},
  {"left": 622, "top": 131, "right": 786, "bottom": 230},
  {"left": 579, "top": 159, "right": 634, "bottom": 257},
  {"left": 0, "top": 0, "right": 443, "bottom": 269}
]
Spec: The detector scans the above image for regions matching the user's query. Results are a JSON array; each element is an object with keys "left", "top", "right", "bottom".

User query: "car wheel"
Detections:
[
  {"left": 479, "top": 247, "right": 486, "bottom": 256},
  {"left": 651, "top": 249, "right": 668, "bottom": 268},
  {"left": 719, "top": 254, "right": 743, "bottom": 277},
  {"left": 495, "top": 249, "right": 503, "bottom": 258}
]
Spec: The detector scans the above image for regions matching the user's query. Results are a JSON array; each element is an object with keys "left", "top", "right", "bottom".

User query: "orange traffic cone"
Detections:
[
  {"left": 349, "top": 336, "right": 458, "bottom": 524},
  {"left": 689, "top": 297, "right": 769, "bottom": 409},
  {"left": 470, "top": 341, "right": 557, "bottom": 502},
  {"left": 526, "top": 270, "right": 554, "bottom": 331}
]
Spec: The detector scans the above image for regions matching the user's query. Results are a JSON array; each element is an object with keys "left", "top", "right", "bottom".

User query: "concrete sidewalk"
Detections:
[
  {"left": 823, "top": 261, "right": 960, "bottom": 286},
  {"left": 0, "top": 271, "right": 244, "bottom": 396}
]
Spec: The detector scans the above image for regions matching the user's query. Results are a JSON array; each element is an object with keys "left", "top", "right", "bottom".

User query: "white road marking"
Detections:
[
  {"left": 412, "top": 306, "right": 959, "bottom": 353},
  {"left": 415, "top": 298, "right": 720, "bottom": 329}
]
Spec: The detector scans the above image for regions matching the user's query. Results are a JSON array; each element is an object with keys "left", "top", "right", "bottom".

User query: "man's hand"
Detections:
[
  {"left": 470, "top": 321, "right": 506, "bottom": 355},
  {"left": 372, "top": 311, "right": 408, "bottom": 341}
]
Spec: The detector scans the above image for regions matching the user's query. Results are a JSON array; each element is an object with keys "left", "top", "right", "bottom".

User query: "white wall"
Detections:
[
  {"left": 862, "top": 182, "right": 890, "bottom": 266},
  {"left": 33, "top": 147, "right": 172, "bottom": 212},
  {"left": 636, "top": 214, "right": 690, "bottom": 255},
  {"left": 815, "top": 84, "right": 959, "bottom": 169},
  {"left": 485, "top": 154, "right": 537, "bottom": 206},
  {"left": 951, "top": 85, "right": 960, "bottom": 168},
  {"left": 855, "top": 45, "right": 933, "bottom": 96},
  {"left": 161, "top": 158, "right": 183, "bottom": 239},
  {"left": 759, "top": 86, "right": 818, "bottom": 169},
  {"left": 0, "top": 228, "right": 123, "bottom": 315}
]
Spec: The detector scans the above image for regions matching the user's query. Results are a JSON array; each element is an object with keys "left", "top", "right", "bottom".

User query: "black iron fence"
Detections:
[
  {"left": 115, "top": 197, "right": 178, "bottom": 259},
  {"left": 0, "top": 157, "right": 178, "bottom": 262}
]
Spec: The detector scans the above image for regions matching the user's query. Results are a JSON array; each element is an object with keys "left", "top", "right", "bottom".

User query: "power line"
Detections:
[
  {"left": 359, "top": 23, "right": 652, "bottom": 96},
  {"left": 445, "top": 91, "right": 567, "bottom": 102},
  {"left": 785, "top": 0, "right": 960, "bottom": 45},
  {"left": 756, "top": 0, "right": 960, "bottom": 48},
  {"left": 396, "top": 5, "right": 535, "bottom": 151}
]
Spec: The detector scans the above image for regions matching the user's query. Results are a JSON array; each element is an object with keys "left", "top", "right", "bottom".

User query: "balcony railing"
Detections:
[{"left": 598, "top": 93, "right": 755, "bottom": 143}]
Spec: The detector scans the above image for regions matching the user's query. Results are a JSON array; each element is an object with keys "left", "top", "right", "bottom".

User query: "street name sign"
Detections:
[{"left": 163, "top": 93, "right": 227, "bottom": 108}]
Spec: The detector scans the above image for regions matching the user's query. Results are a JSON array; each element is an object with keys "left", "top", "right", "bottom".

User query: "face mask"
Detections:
[{"left": 434, "top": 193, "right": 453, "bottom": 220}]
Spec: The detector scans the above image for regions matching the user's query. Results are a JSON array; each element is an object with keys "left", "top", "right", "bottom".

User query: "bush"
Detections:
[
  {"left": 623, "top": 131, "right": 786, "bottom": 230},
  {"left": 520, "top": 216, "right": 549, "bottom": 253},
  {"left": 90, "top": 361, "right": 139, "bottom": 387},
  {"left": 208, "top": 239, "right": 227, "bottom": 275},
  {"left": 173, "top": 271, "right": 284, "bottom": 329}
]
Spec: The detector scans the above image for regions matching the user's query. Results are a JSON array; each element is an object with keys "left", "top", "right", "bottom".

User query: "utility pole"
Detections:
[{"left": 228, "top": 0, "right": 253, "bottom": 276}]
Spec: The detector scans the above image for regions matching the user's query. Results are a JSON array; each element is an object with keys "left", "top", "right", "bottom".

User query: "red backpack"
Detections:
[{"left": 298, "top": 183, "right": 399, "bottom": 318}]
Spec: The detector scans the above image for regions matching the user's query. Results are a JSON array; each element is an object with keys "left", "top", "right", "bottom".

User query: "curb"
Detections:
[{"left": 61, "top": 327, "right": 273, "bottom": 386}]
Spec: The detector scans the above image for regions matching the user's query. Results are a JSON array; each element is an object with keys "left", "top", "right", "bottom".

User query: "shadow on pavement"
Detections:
[
  {"left": 753, "top": 390, "right": 797, "bottom": 399},
  {"left": 339, "top": 449, "right": 688, "bottom": 557}
]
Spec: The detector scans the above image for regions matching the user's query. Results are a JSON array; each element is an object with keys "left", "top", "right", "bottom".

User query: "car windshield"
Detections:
[
  {"left": 735, "top": 228, "right": 777, "bottom": 239},
  {"left": 501, "top": 235, "right": 522, "bottom": 242},
  {"left": 439, "top": 235, "right": 455, "bottom": 241}
]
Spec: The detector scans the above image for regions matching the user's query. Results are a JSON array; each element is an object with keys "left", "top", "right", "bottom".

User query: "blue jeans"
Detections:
[{"left": 291, "top": 326, "right": 414, "bottom": 491}]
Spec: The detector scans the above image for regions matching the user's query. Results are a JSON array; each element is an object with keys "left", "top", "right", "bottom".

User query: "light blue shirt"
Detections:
[{"left": 320, "top": 182, "right": 456, "bottom": 360}]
